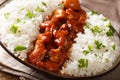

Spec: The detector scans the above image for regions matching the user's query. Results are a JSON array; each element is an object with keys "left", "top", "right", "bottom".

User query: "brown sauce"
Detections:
[{"left": 28, "top": 0, "right": 86, "bottom": 72}]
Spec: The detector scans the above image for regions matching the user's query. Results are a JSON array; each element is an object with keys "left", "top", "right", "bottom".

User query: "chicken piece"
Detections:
[
  {"left": 53, "top": 9, "right": 67, "bottom": 19},
  {"left": 28, "top": 32, "right": 52, "bottom": 65},
  {"left": 79, "top": 10, "right": 87, "bottom": 25},
  {"left": 36, "top": 61, "right": 60, "bottom": 72},
  {"left": 36, "top": 49, "right": 67, "bottom": 72},
  {"left": 53, "top": 30, "right": 68, "bottom": 48},
  {"left": 66, "top": 8, "right": 80, "bottom": 20},
  {"left": 28, "top": 40, "right": 46, "bottom": 65},
  {"left": 49, "top": 49, "right": 62, "bottom": 63},
  {"left": 44, "top": 15, "right": 52, "bottom": 21},
  {"left": 49, "top": 49, "right": 68, "bottom": 66},
  {"left": 63, "top": 0, "right": 81, "bottom": 10},
  {"left": 37, "top": 32, "right": 52, "bottom": 43},
  {"left": 45, "top": 23, "right": 56, "bottom": 32}
]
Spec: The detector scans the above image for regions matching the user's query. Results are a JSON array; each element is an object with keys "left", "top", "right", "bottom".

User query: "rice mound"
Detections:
[
  {"left": 61, "top": 11, "right": 120, "bottom": 76},
  {"left": 0, "top": 0, "right": 62, "bottom": 60}
]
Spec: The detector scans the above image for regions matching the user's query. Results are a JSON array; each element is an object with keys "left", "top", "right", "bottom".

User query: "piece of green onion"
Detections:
[
  {"left": 9, "top": 24, "right": 19, "bottom": 34},
  {"left": 58, "top": 2, "right": 64, "bottom": 8},
  {"left": 14, "top": 45, "right": 26, "bottom": 51},
  {"left": 82, "top": 50, "right": 89, "bottom": 55},
  {"left": 88, "top": 45, "right": 93, "bottom": 51},
  {"left": 42, "top": 1, "right": 47, "bottom": 7},
  {"left": 78, "top": 58, "right": 88, "bottom": 68},
  {"left": 106, "top": 22, "right": 115, "bottom": 36},
  {"left": 90, "top": 10, "right": 99, "bottom": 15},
  {"left": 4, "top": 12, "right": 10, "bottom": 19},
  {"left": 16, "top": 18, "right": 21, "bottom": 23},
  {"left": 94, "top": 40, "right": 105, "bottom": 49},
  {"left": 26, "top": 10, "right": 35, "bottom": 18},
  {"left": 91, "top": 26, "right": 102, "bottom": 33},
  {"left": 36, "top": 6, "right": 45, "bottom": 12},
  {"left": 112, "top": 44, "right": 116, "bottom": 51}
]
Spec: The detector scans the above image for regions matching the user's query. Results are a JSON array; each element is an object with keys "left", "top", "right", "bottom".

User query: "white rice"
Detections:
[
  {"left": 61, "top": 12, "right": 120, "bottom": 76},
  {"left": 0, "top": 0, "right": 63, "bottom": 60}
]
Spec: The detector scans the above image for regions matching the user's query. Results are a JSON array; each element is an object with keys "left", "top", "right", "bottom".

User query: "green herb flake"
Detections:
[
  {"left": 32, "top": 20, "right": 36, "bottom": 22},
  {"left": 35, "top": 6, "right": 45, "bottom": 12},
  {"left": 103, "top": 17, "right": 107, "bottom": 21},
  {"left": 106, "top": 30, "right": 114, "bottom": 36},
  {"left": 9, "top": 24, "right": 19, "bottom": 34},
  {"left": 26, "top": 11, "right": 35, "bottom": 18},
  {"left": 4, "top": 12, "right": 10, "bottom": 19},
  {"left": 98, "top": 55, "right": 102, "bottom": 59},
  {"left": 88, "top": 45, "right": 93, "bottom": 51},
  {"left": 91, "top": 10, "right": 98, "bottom": 15},
  {"left": 14, "top": 46, "right": 26, "bottom": 51},
  {"left": 23, "top": 21, "right": 26, "bottom": 24},
  {"left": 106, "top": 22, "right": 115, "bottom": 36},
  {"left": 42, "top": 1, "right": 47, "bottom": 7},
  {"left": 16, "top": 18, "right": 21, "bottom": 23},
  {"left": 105, "top": 58, "right": 109, "bottom": 62},
  {"left": 21, "top": 8, "right": 25, "bottom": 11},
  {"left": 112, "top": 44, "right": 116, "bottom": 50},
  {"left": 91, "top": 26, "right": 102, "bottom": 33},
  {"left": 82, "top": 50, "right": 89, "bottom": 55},
  {"left": 85, "top": 23, "right": 91, "bottom": 29},
  {"left": 58, "top": 2, "right": 64, "bottom": 8},
  {"left": 95, "top": 54, "right": 98, "bottom": 57},
  {"left": 91, "top": 72, "right": 94, "bottom": 75},
  {"left": 105, "top": 49, "right": 108, "bottom": 52},
  {"left": 94, "top": 40, "right": 105, "bottom": 49},
  {"left": 78, "top": 59, "right": 88, "bottom": 68}
]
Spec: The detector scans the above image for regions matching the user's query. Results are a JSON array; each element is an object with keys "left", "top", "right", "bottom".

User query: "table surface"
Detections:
[{"left": 0, "top": 71, "right": 19, "bottom": 80}]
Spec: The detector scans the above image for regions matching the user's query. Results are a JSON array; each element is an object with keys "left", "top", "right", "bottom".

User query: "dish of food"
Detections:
[{"left": 0, "top": 0, "right": 120, "bottom": 78}]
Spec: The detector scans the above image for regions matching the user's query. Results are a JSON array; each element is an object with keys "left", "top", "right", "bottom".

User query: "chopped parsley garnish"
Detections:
[
  {"left": 78, "top": 59, "right": 88, "bottom": 68},
  {"left": 82, "top": 45, "right": 93, "bottom": 55},
  {"left": 85, "top": 23, "right": 91, "bottom": 28},
  {"left": 16, "top": 18, "right": 21, "bottom": 23},
  {"left": 14, "top": 45, "right": 26, "bottom": 51},
  {"left": 91, "top": 26, "right": 102, "bottom": 33},
  {"left": 105, "top": 58, "right": 109, "bottom": 62},
  {"left": 105, "top": 49, "right": 108, "bottom": 52},
  {"left": 21, "top": 8, "right": 25, "bottom": 11},
  {"left": 106, "top": 22, "right": 115, "bottom": 36},
  {"left": 23, "top": 21, "right": 26, "bottom": 24},
  {"left": 9, "top": 24, "right": 19, "bottom": 34},
  {"left": 42, "top": 1, "right": 47, "bottom": 7},
  {"left": 26, "top": 11, "right": 35, "bottom": 18},
  {"left": 90, "top": 10, "right": 98, "bottom": 15},
  {"left": 35, "top": 6, "right": 45, "bottom": 12},
  {"left": 95, "top": 54, "right": 102, "bottom": 59},
  {"left": 95, "top": 54, "right": 98, "bottom": 57},
  {"left": 88, "top": 45, "right": 93, "bottom": 51},
  {"left": 91, "top": 72, "right": 94, "bottom": 75},
  {"left": 4, "top": 12, "right": 10, "bottom": 19},
  {"left": 112, "top": 44, "right": 116, "bottom": 50},
  {"left": 82, "top": 50, "right": 89, "bottom": 55},
  {"left": 106, "top": 30, "right": 114, "bottom": 36},
  {"left": 103, "top": 17, "right": 107, "bottom": 21},
  {"left": 58, "top": 2, "right": 64, "bottom": 8},
  {"left": 94, "top": 40, "right": 105, "bottom": 49}
]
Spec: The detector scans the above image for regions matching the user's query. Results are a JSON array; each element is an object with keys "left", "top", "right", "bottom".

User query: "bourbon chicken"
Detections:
[{"left": 28, "top": 0, "right": 86, "bottom": 72}]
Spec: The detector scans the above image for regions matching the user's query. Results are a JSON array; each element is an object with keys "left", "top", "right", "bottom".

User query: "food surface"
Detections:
[
  {"left": 28, "top": 0, "right": 86, "bottom": 72},
  {"left": 61, "top": 11, "right": 120, "bottom": 76},
  {"left": 0, "top": 0, "right": 120, "bottom": 77},
  {"left": 0, "top": 0, "right": 63, "bottom": 60}
]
